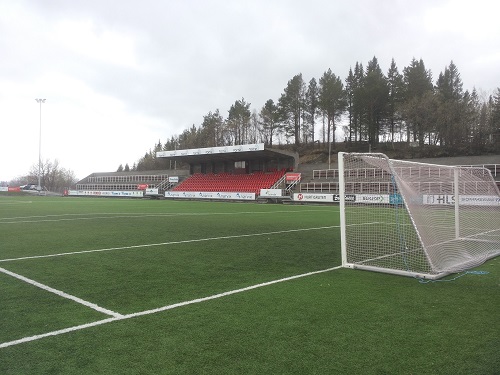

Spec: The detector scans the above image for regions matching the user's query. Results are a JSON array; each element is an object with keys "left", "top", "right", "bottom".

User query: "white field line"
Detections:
[
  {"left": 0, "top": 225, "right": 339, "bottom": 263},
  {"left": 0, "top": 265, "right": 343, "bottom": 349},
  {"left": 0, "top": 209, "right": 338, "bottom": 224},
  {"left": 0, "top": 267, "right": 123, "bottom": 318},
  {"left": 0, "top": 201, "right": 33, "bottom": 205}
]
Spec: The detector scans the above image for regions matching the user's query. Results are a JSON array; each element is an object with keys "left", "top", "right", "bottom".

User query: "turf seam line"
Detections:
[
  {"left": 0, "top": 201, "right": 33, "bottom": 205},
  {"left": 0, "top": 267, "right": 123, "bottom": 318},
  {"left": 0, "top": 265, "right": 342, "bottom": 349},
  {"left": 0, "top": 209, "right": 338, "bottom": 224},
  {"left": 0, "top": 225, "right": 340, "bottom": 263}
]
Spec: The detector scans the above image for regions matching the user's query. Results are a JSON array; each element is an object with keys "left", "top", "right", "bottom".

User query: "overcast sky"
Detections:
[{"left": 1, "top": 0, "right": 499, "bottom": 182}]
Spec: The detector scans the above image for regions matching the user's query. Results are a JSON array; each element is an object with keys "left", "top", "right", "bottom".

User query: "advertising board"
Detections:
[
  {"left": 145, "top": 188, "right": 159, "bottom": 195},
  {"left": 0, "top": 187, "right": 21, "bottom": 192},
  {"left": 293, "top": 193, "right": 402, "bottom": 204},
  {"left": 157, "top": 143, "right": 264, "bottom": 158},
  {"left": 423, "top": 194, "right": 500, "bottom": 206},
  {"left": 294, "top": 193, "right": 334, "bottom": 202},
  {"left": 68, "top": 190, "right": 144, "bottom": 197},
  {"left": 285, "top": 173, "right": 301, "bottom": 182},
  {"left": 165, "top": 191, "right": 255, "bottom": 200},
  {"left": 260, "top": 189, "right": 283, "bottom": 197}
]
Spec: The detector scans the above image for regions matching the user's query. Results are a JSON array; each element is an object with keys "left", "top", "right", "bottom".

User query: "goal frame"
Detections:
[{"left": 339, "top": 152, "right": 500, "bottom": 280}]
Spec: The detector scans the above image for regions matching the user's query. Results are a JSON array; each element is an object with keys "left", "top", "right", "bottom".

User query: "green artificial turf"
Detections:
[{"left": 0, "top": 196, "right": 498, "bottom": 374}]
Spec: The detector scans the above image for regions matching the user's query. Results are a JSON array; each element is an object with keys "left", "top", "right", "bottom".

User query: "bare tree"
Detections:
[{"left": 28, "top": 159, "right": 78, "bottom": 192}]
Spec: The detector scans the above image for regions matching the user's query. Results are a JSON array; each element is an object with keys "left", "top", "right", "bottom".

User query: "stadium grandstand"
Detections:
[
  {"left": 71, "top": 144, "right": 300, "bottom": 201},
  {"left": 70, "top": 145, "right": 499, "bottom": 202}
]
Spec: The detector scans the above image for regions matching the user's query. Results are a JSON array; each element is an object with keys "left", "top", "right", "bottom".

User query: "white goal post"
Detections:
[{"left": 339, "top": 152, "right": 500, "bottom": 280}]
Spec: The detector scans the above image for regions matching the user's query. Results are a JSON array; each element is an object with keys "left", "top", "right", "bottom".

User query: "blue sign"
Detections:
[{"left": 390, "top": 194, "right": 403, "bottom": 205}]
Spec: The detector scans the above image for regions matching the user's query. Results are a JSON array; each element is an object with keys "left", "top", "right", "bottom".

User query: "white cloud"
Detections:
[
  {"left": 424, "top": 0, "right": 500, "bottom": 41},
  {"left": 52, "top": 19, "right": 140, "bottom": 69}
]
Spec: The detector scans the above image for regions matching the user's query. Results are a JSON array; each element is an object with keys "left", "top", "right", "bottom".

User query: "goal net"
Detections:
[{"left": 339, "top": 152, "right": 500, "bottom": 279}]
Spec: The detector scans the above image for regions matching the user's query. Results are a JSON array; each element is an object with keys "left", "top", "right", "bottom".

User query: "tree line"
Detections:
[
  {"left": 125, "top": 56, "right": 499, "bottom": 171},
  {"left": 3, "top": 159, "right": 78, "bottom": 193}
]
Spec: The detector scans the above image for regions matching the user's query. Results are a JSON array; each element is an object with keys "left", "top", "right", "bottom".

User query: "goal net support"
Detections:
[{"left": 339, "top": 152, "right": 500, "bottom": 280}]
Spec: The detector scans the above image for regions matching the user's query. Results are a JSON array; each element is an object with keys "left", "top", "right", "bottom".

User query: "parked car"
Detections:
[{"left": 22, "top": 184, "right": 38, "bottom": 190}]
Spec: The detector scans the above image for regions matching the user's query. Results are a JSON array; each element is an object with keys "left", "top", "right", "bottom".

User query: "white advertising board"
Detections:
[
  {"left": 293, "top": 193, "right": 500, "bottom": 206},
  {"left": 157, "top": 143, "right": 264, "bottom": 158},
  {"left": 145, "top": 188, "right": 159, "bottom": 195},
  {"left": 356, "top": 194, "right": 390, "bottom": 204},
  {"left": 293, "top": 193, "right": 334, "bottom": 203},
  {"left": 423, "top": 194, "right": 500, "bottom": 206},
  {"left": 293, "top": 193, "right": 399, "bottom": 204},
  {"left": 165, "top": 191, "right": 255, "bottom": 200},
  {"left": 168, "top": 176, "right": 179, "bottom": 183},
  {"left": 260, "top": 189, "right": 283, "bottom": 197},
  {"left": 68, "top": 190, "right": 144, "bottom": 197},
  {"left": 0, "top": 187, "right": 8, "bottom": 192}
]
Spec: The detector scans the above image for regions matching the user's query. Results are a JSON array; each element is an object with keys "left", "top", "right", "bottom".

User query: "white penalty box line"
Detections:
[
  {"left": 0, "top": 265, "right": 343, "bottom": 349},
  {"left": 0, "top": 267, "right": 123, "bottom": 319},
  {"left": 0, "top": 225, "right": 341, "bottom": 348}
]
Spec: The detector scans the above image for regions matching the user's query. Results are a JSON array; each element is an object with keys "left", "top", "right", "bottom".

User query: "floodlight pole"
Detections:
[
  {"left": 35, "top": 98, "right": 46, "bottom": 192},
  {"left": 328, "top": 140, "right": 332, "bottom": 169}
]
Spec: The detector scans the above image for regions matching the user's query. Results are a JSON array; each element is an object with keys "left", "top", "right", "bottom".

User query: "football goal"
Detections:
[{"left": 339, "top": 152, "right": 500, "bottom": 280}]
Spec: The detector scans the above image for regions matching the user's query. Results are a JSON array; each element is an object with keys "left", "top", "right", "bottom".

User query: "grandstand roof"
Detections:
[{"left": 156, "top": 144, "right": 298, "bottom": 168}]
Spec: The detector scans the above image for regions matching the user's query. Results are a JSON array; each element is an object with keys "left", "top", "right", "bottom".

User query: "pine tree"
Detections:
[
  {"left": 436, "top": 61, "right": 465, "bottom": 146},
  {"left": 463, "top": 88, "right": 481, "bottom": 148},
  {"left": 227, "top": 98, "right": 251, "bottom": 145},
  {"left": 278, "top": 73, "right": 305, "bottom": 146},
  {"left": 386, "top": 58, "right": 405, "bottom": 143},
  {"left": 346, "top": 62, "right": 365, "bottom": 142},
  {"left": 178, "top": 125, "right": 203, "bottom": 149},
  {"left": 363, "top": 56, "right": 389, "bottom": 146},
  {"left": 260, "top": 99, "right": 280, "bottom": 146},
  {"left": 319, "top": 68, "right": 346, "bottom": 150},
  {"left": 304, "top": 78, "right": 319, "bottom": 144},
  {"left": 200, "top": 109, "right": 224, "bottom": 147},
  {"left": 402, "top": 58, "right": 434, "bottom": 144},
  {"left": 490, "top": 88, "right": 500, "bottom": 146},
  {"left": 345, "top": 68, "right": 356, "bottom": 142}
]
